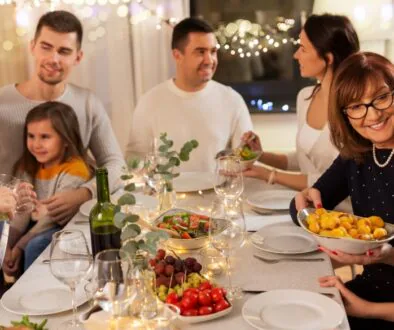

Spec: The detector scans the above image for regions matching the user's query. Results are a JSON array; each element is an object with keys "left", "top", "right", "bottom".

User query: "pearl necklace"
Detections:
[{"left": 372, "top": 144, "right": 394, "bottom": 168}]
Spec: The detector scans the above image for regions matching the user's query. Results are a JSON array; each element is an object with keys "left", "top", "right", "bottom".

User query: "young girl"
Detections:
[{"left": 3, "top": 101, "right": 92, "bottom": 274}]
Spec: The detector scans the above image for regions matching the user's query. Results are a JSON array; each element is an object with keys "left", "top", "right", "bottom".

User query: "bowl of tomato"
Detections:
[{"left": 166, "top": 280, "right": 233, "bottom": 324}]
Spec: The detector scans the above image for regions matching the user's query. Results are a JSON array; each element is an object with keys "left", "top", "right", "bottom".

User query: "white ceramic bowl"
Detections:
[
  {"left": 239, "top": 152, "right": 262, "bottom": 171},
  {"left": 178, "top": 303, "right": 233, "bottom": 324},
  {"left": 153, "top": 208, "right": 210, "bottom": 250},
  {"left": 297, "top": 208, "right": 394, "bottom": 254}
]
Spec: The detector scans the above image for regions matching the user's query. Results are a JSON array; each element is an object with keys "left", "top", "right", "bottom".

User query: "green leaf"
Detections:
[
  {"left": 124, "top": 214, "right": 139, "bottom": 223},
  {"left": 114, "top": 204, "right": 121, "bottom": 214},
  {"left": 124, "top": 183, "right": 135, "bottom": 192},
  {"left": 190, "top": 139, "right": 199, "bottom": 148},
  {"left": 117, "top": 193, "right": 136, "bottom": 206},
  {"left": 169, "top": 157, "right": 180, "bottom": 167},
  {"left": 120, "top": 174, "right": 133, "bottom": 180},
  {"left": 121, "top": 223, "right": 141, "bottom": 241},
  {"left": 122, "top": 241, "right": 138, "bottom": 256},
  {"left": 179, "top": 151, "right": 189, "bottom": 162},
  {"left": 114, "top": 212, "right": 127, "bottom": 228},
  {"left": 127, "top": 158, "right": 141, "bottom": 169},
  {"left": 139, "top": 241, "right": 157, "bottom": 255},
  {"left": 158, "top": 144, "right": 169, "bottom": 152}
]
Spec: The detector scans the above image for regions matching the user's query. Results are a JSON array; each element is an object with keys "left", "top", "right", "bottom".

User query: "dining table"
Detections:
[{"left": 0, "top": 176, "right": 350, "bottom": 330}]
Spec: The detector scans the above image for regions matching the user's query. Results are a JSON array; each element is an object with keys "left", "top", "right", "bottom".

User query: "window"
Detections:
[{"left": 190, "top": 0, "right": 315, "bottom": 113}]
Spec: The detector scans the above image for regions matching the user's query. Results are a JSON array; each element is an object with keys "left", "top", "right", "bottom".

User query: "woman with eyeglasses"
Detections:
[{"left": 291, "top": 52, "right": 394, "bottom": 330}]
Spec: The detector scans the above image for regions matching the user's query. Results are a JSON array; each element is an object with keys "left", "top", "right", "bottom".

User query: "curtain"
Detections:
[{"left": 0, "top": 0, "right": 189, "bottom": 152}]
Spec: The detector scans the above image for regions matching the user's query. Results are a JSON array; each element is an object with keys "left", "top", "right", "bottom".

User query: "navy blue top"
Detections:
[{"left": 290, "top": 148, "right": 394, "bottom": 292}]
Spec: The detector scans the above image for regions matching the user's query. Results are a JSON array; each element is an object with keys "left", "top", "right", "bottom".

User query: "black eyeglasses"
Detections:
[{"left": 342, "top": 90, "right": 394, "bottom": 119}]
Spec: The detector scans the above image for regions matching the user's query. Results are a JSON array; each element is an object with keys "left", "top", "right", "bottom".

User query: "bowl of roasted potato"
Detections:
[{"left": 297, "top": 208, "right": 394, "bottom": 254}]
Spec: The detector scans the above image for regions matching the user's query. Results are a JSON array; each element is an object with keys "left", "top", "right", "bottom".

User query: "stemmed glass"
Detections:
[
  {"left": 93, "top": 249, "right": 134, "bottom": 324},
  {"left": 214, "top": 156, "right": 244, "bottom": 203},
  {"left": 50, "top": 230, "right": 93, "bottom": 330},
  {"left": 209, "top": 198, "right": 246, "bottom": 300}
]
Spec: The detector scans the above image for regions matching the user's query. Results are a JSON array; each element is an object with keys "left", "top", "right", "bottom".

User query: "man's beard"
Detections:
[{"left": 38, "top": 72, "right": 63, "bottom": 86}]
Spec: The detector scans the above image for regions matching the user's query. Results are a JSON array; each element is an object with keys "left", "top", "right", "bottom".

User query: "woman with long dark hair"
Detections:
[{"left": 243, "top": 14, "right": 359, "bottom": 199}]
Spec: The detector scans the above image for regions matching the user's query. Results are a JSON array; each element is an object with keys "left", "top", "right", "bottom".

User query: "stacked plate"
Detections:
[{"left": 247, "top": 190, "right": 296, "bottom": 215}]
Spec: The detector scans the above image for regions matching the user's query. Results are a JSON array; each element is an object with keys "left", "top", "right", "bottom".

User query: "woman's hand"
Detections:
[
  {"left": 243, "top": 165, "right": 270, "bottom": 181},
  {"left": 319, "top": 275, "right": 372, "bottom": 318},
  {"left": 0, "top": 187, "right": 17, "bottom": 219},
  {"left": 241, "top": 131, "right": 262, "bottom": 152},
  {"left": 295, "top": 187, "right": 323, "bottom": 211},
  {"left": 319, "top": 243, "right": 393, "bottom": 266}
]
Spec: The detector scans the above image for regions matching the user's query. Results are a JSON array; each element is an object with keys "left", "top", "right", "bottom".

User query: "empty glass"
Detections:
[
  {"left": 50, "top": 230, "right": 93, "bottom": 329},
  {"left": 209, "top": 198, "right": 246, "bottom": 300},
  {"left": 93, "top": 249, "right": 133, "bottom": 321},
  {"left": 214, "top": 156, "right": 244, "bottom": 202}
]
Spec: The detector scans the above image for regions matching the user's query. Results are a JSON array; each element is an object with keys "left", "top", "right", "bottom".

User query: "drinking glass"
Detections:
[
  {"left": 209, "top": 198, "right": 246, "bottom": 300},
  {"left": 93, "top": 249, "right": 133, "bottom": 322},
  {"left": 50, "top": 229, "right": 93, "bottom": 330},
  {"left": 0, "top": 174, "right": 35, "bottom": 219},
  {"left": 214, "top": 156, "right": 244, "bottom": 202}
]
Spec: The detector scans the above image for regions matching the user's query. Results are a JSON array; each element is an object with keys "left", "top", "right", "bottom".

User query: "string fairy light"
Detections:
[{"left": 214, "top": 17, "right": 298, "bottom": 58}]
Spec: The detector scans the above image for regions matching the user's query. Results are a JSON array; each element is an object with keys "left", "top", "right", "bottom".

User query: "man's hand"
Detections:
[
  {"left": 319, "top": 275, "right": 372, "bottom": 318},
  {"left": 41, "top": 188, "right": 92, "bottom": 225}
]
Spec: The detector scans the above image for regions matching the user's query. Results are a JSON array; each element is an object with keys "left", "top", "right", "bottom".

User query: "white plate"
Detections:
[
  {"left": 173, "top": 172, "right": 215, "bottom": 193},
  {"left": 1, "top": 278, "right": 87, "bottom": 315},
  {"left": 242, "top": 289, "right": 345, "bottom": 330},
  {"left": 247, "top": 190, "right": 296, "bottom": 211},
  {"left": 79, "top": 192, "right": 158, "bottom": 217},
  {"left": 251, "top": 223, "right": 318, "bottom": 254}
]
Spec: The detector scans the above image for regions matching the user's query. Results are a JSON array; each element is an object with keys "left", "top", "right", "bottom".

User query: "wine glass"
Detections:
[
  {"left": 214, "top": 156, "right": 244, "bottom": 202},
  {"left": 50, "top": 230, "right": 93, "bottom": 330},
  {"left": 209, "top": 198, "right": 246, "bottom": 300},
  {"left": 93, "top": 249, "right": 133, "bottom": 322}
]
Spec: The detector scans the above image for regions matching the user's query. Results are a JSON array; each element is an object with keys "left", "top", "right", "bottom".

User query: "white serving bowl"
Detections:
[
  {"left": 297, "top": 208, "right": 394, "bottom": 255},
  {"left": 153, "top": 208, "right": 210, "bottom": 250}
]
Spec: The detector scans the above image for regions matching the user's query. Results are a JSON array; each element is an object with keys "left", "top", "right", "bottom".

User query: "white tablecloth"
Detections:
[{"left": 0, "top": 178, "right": 350, "bottom": 330}]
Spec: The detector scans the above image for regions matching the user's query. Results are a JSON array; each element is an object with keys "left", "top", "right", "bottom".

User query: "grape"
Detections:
[
  {"left": 155, "top": 262, "right": 165, "bottom": 275},
  {"left": 175, "top": 272, "right": 185, "bottom": 285},
  {"left": 156, "top": 249, "right": 166, "bottom": 260},
  {"left": 174, "top": 259, "right": 184, "bottom": 272},
  {"left": 165, "top": 255, "right": 176, "bottom": 265},
  {"left": 165, "top": 264, "right": 174, "bottom": 276},
  {"left": 184, "top": 257, "right": 197, "bottom": 267},
  {"left": 193, "top": 262, "right": 202, "bottom": 273}
]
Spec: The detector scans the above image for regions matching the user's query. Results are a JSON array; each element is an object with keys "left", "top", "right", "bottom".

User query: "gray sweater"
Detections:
[{"left": 0, "top": 83, "right": 125, "bottom": 196}]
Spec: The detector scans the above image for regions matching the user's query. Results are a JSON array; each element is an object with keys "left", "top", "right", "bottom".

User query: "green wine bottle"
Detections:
[{"left": 89, "top": 168, "right": 121, "bottom": 256}]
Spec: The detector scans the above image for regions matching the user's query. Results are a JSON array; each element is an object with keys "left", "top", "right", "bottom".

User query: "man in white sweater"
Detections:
[
  {"left": 126, "top": 18, "right": 253, "bottom": 172},
  {"left": 0, "top": 11, "right": 124, "bottom": 223}
]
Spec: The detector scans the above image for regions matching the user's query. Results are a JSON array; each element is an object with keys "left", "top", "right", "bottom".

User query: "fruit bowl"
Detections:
[
  {"left": 297, "top": 208, "right": 394, "bottom": 254},
  {"left": 177, "top": 300, "right": 233, "bottom": 324},
  {"left": 153, "top": 208, "right": 228, "bottom": 250}
]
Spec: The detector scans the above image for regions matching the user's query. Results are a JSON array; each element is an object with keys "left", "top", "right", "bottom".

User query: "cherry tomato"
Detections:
[
  {"left": 184, "top": 288, "right": 199, "bottom": 295},
  {"left": 198, "top": 306, "right": 213, "bottom": 315},
  {"left": 181, "top": 296, "right": 197, "bottom": 310},
  {"left": 165, "top": 292, "right": 178, "bottom": 305},
  {"left": 211, "top": 287, "right": 224, "bottom": 302},
  {"left": 214, "top": 299, "right": 230, "bottom": 312},
  {"left": 182, "top": 309, "right": 199, "bottom": 316},
  {"left": 173, "top": 302, "right": 184, "bottom": 314},
  {"left": 199, "top": 281, "right": 212, "bottom": 291},
  {"left": 183, "top": 290, "right": 199, "bottom": 304},
  {"left": 198, "top": 291, "right": 212, "bottom": 306},
  {"left": 181, "top": 232, "right": 192, "bottom": 239}
]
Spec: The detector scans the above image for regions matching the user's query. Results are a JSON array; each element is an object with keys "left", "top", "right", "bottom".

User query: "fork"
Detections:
[{"left": 254, "top": 254, "right": 325, "bottom": 264}]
